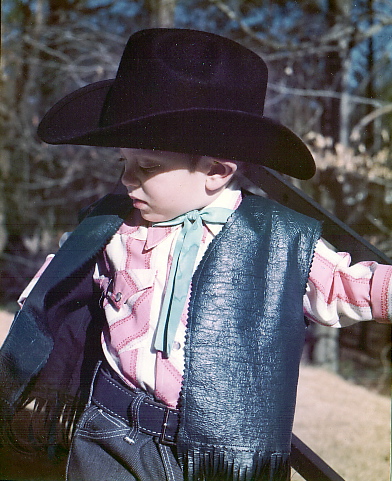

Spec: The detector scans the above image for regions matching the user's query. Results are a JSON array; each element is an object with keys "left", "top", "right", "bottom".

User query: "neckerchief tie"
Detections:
[{"left": 153, "top": 207, "right": 234, "bottom": 356}]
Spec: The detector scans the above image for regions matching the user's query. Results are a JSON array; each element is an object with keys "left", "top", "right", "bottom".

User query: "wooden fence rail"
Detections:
[{"left": 291, "top": 434, "right": 345, "bottom": 481}]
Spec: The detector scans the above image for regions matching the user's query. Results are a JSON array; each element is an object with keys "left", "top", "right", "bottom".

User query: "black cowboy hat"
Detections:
[{"left": 37, "top": 28, "right": 315, "bottom": 179}]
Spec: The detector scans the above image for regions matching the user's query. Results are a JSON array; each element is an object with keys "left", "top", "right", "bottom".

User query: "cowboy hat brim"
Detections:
[{"left": 37, "top": 79, "right": 315, "bottom": 180}]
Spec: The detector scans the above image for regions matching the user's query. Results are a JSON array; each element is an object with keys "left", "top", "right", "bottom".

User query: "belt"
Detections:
[{"left": 92, "top": 369, "right": 179, "bottom": 445}]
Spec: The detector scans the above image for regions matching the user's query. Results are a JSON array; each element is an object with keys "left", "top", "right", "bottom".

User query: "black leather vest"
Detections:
[
  {"left": 177, "top": 195, "right": 321, "bottom": 481},
  {"left": 1, "top": 193, "right": 321, "bottom": 481}
]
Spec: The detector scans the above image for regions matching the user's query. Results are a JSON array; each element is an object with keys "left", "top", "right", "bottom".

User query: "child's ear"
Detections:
[
  {"left": 208, "top": 161, "right": 228, "bottom": 176},
  {"left": 205, "top": 159, "right": 237, "bottom": 191}
]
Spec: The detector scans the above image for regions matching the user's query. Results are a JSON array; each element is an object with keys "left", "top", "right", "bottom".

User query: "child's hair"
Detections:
[
  {"left": 188, "top": 154, "right": 202, "bottom": 172},
  {"left": 189, "top": 155, "right": 245, "bottom": 174}
]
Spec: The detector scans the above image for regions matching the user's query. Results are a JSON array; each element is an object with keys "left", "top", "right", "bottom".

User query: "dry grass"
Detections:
[
  {"left": 293, "top": 365, "right": 390, "bottom": 481},
  {"left": 1, "top": 311, "right": 390, "bottom": 480}
]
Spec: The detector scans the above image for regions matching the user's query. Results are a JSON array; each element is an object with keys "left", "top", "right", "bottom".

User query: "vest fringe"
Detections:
[
  {"left": 180, "top": 446, "right": 290, "bottom": 481},
  {"left": 1, "top": 390, "right": 83, "bottom": 457}
]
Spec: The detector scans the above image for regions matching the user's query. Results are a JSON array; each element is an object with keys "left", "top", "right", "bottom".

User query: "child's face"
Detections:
[{"left": 120, "top": 148, "right": 220, "bottom": 222}]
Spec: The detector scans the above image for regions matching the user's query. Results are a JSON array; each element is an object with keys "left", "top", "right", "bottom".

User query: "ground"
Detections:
[
  {"left": 1, "top": 311, "right": 390, "bottom": 481},
  {"left": 293, "top": 365, "right": 390, "bottom": 481}
]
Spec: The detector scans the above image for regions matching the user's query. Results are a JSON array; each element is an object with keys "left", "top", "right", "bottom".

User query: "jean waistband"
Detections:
[{"left": 92, "top": 368, "right": 179, "bottom": 445}]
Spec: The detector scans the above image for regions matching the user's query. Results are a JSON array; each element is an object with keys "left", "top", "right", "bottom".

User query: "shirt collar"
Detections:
[
  {"left": 201, "top": 179, "right": 242, "bottom": 236},
  {"left": 134, "top": 180, "right": 243, "bottom": 250}
]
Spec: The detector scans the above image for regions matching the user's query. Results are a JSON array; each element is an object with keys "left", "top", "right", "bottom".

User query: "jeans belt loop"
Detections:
[
  {"left": 124, "top": 391, "right": 147, "bottom": 445},
  {"left": 159, "top": 407, "right": 176, "bottom": 446}
]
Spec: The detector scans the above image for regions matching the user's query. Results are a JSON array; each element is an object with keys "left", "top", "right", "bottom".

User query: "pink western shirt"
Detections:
[{"left": 19, "top": 181, "right": 392, "bottom": 408}]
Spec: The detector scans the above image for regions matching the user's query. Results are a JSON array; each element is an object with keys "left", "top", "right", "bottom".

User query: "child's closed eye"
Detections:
[
  {"left": 138, "top": 164, "right": 161, "bottom": 173},
  {"left": 118, "top": 157, "right": 161, "bottom": 173}
]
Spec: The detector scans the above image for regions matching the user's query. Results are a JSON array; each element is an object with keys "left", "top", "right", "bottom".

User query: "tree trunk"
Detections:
[
  {"left": 320, "top": 0, "right": 353, "bottom": 144},
  {"left": 147, "top": 0, "right": 176, "bottom": 28},
  {"left": 306, "top": 323, "right": 340, "bottom": 372},
  {"left": 339, "top": 41, "right": 352, "bottom": 147}
]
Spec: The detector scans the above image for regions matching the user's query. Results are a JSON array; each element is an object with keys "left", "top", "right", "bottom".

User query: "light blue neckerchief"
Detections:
[{"left": 153, "top": 207, "right": 234, "bottom": 356}]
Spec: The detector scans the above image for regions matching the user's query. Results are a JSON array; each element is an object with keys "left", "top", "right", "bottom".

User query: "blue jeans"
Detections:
[{"left": 66, "top": 403, "right": 183, "bottom": 481}]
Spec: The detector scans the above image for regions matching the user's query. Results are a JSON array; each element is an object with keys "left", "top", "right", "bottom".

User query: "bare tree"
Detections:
[{"left": 147, "top": 0, "right": 177, "bottom": 27}]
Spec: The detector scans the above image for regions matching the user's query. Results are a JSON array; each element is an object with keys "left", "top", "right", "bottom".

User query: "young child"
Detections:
[{"left": 1, "top": 28, "right": 391, "bottom": 481}]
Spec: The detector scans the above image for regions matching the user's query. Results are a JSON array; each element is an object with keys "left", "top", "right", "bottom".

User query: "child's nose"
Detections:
[{"left": 121, "top": 164, "right": 140, "bottom": 187}]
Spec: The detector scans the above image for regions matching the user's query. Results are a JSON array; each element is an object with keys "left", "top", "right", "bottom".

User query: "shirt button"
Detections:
[
  {"left": 172, "top": 341, "right": 181, "bottom": 351},
  {"left": 115, "top": 292, "right": 122, "bottom": 302}
]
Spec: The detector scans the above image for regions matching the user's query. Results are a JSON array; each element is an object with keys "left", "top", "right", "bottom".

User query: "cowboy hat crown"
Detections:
[{"left": 37, "top": 28, "right": 315, "bottom": 179}]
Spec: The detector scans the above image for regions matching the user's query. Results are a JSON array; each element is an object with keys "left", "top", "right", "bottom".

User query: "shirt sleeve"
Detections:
[
  {"left": 17, "top": 231, "right": 73, "bottom": 307},
  {"left": 304, "top": 239, "right": 392, "bottom": 327},
  {"left": 18, "top": 254, "right": 55, "bottom": 307}
]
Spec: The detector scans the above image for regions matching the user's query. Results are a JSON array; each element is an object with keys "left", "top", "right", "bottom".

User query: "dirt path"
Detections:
[{"left": 1, "top": 311, "right": 390, "bottom": 480}]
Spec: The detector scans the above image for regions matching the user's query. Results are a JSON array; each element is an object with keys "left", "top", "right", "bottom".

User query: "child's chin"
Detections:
[
  {"left": 140, "top": 211, "right": 161, "bottom": 223},
  {"left": 141, "top": 211, "right": 177, "bottom": 223}
]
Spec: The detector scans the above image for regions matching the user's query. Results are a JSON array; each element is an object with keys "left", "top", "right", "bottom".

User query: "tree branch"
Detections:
[
  {"left": 267, "top": 84, "right": 386, "bottom": 107},
  {"left": 351, "top": 104, "right": 392, "bottom": 140},
  {"left": 209, "top": 0, "right": 392, "bottom": 60}
]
